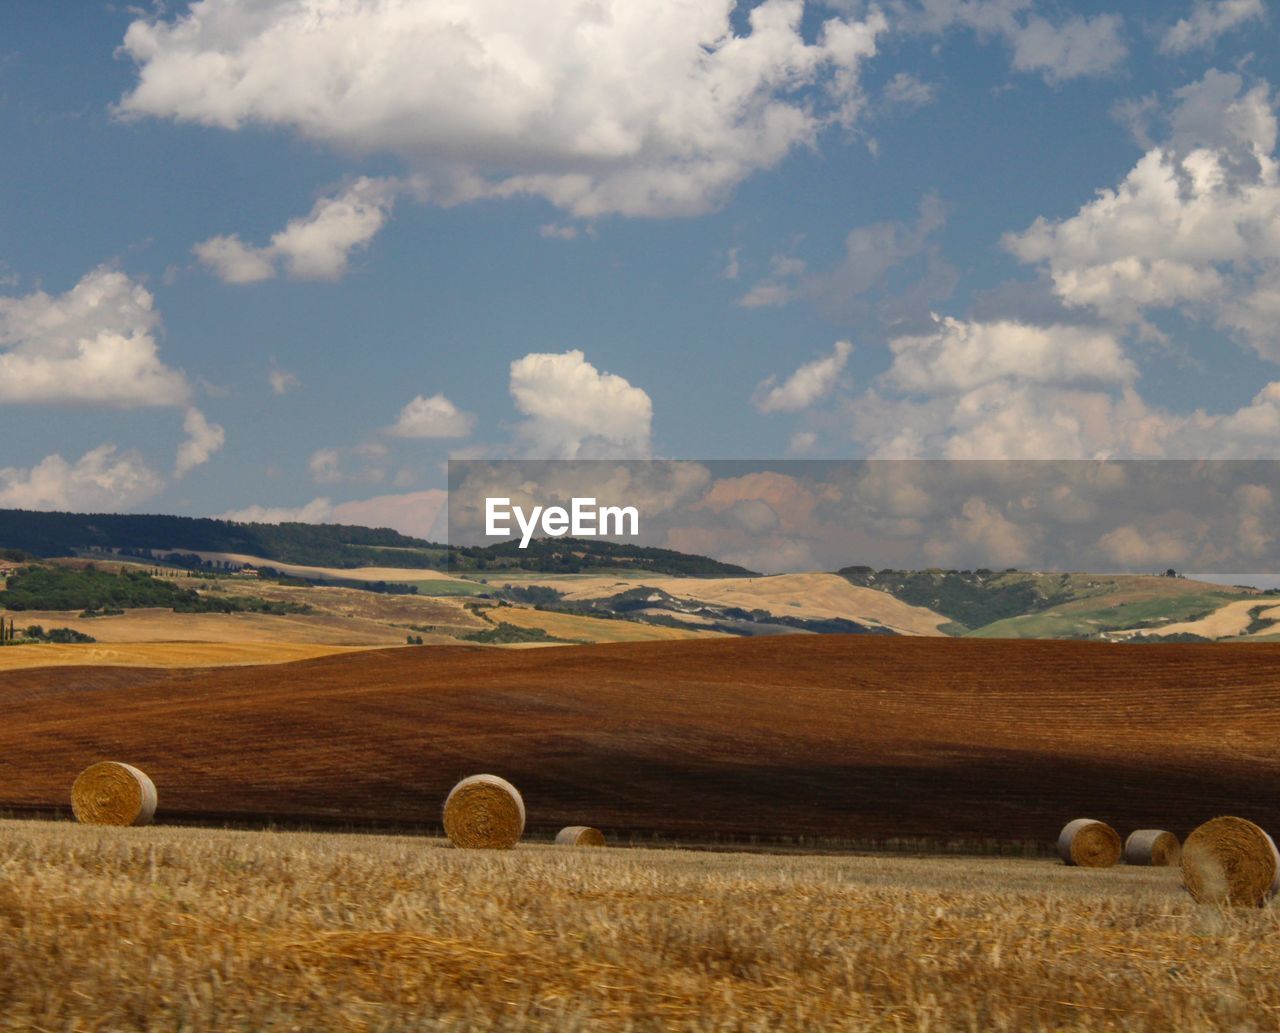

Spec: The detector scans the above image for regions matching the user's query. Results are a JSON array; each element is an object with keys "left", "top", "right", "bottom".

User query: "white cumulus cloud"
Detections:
[
  {"left": 0, "top": 444, "right": 164, "bottom": 511},
  {"left": 389, "top": 393, "right": 475, "bottom": 439},
  {"left": 754, "top": 340, "right": 853, "bottom": 412},
  {"left": 883, "top": 317, "right": 1135, "bottom": 394},
  {"left": 1006, "top": 71, "right": 1280, "bottom": 358},
  {"left": 510, "top": 350, "right": 652, "bottom": 458},
  {"left": 0, "top": 267, "right": 190, "bottom": 407},
  {"left": 119, "top": 0, "right": 885, "bottom": 218},
  {"left": 175, "top": 407, "right": 226, "bottom": 476},
  {"left": 195, "top": 177, "right": 397, "bottom": 283},
  {"left": 848, "top": 317, "right": 1280, "bottom": 459}
]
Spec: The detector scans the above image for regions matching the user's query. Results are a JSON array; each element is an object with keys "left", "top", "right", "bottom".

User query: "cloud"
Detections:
[
  {"left": 1159, "top": 0, "right": 1265, "bottom": 55},
  {"left": 882, "top": 316, "right": 1135, "bottom": 394},
  {"left": 754, "top": 340, "right": 853, "bottom": 412},
  {"left": 1006, "top": 13, "right": 1127, "bottom": 84},
  {"left": 1005, "top": 71, "right": 1280, "bottom": 358},
  {"left": 509, "top": 350, "right": 652, "bottom": 457},
  {"left": 539, "top": 224, "right": 579, "bottom": 240},
  {"left": 737, "top": 194, "right": 952, "bottom": 322},
  {"left": 190, "top": 235, "right": 275, "bottom": 284},
  {"left": 0, "top": 444, "right": 164, "bottom": 511},
  {"left": 175, "top": 407, "right": 226, "bottom": 476},
  {"left": 389, "top": 393, "right": 475, "bottom": 439},
  {"left": 905, "top": 0, "right": 1127, "bottom": 84},
  {"left": 194, "top": 177, "right": 397, "bottom": 283},
  {"left": 790, "top": 430, "right": 818, "bottom": 453},
  {"left": 268, "top": 364, "right": 298, "bottom": 395},
  {"left": 924, "top": 496, "right": 1037, "bottom": 568},
  {"left": 220, "top": 498, "right": 335, "bottom": 524},
  {"left": 1097, "top": 524, "right": 1194, "bottom": 567},
  {"left": 0, "top": 267, "right": 190, "bottom": 407},
  {"left": 308, "top": 448, "right": 342, "bottom": 485},
  {"left": 308, "top": 443, "right": 390, "bottom": 485},
  {"left": 847, "top": 317, "right": 1280, "bottom": 458},
  {"left": 882, "top": 72, "right": 936, "bottom": 109},
  {"left": 221, "top": 490, "right": 448, "bottom": 540},
  {"left": 118, "top": 0, "right": 885, "bottom": 218},
  {"left": 330, "top": 489, "right": 448, "bottom": 540}
]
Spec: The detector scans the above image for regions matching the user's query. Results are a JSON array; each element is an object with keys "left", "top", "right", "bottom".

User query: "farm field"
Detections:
[
  {"left": 173, "top": 551, "right": 463, "bottom": 583},
  {"left": 513, "top": 571, "right": 953, "bottom": 635},
  {"left": 0, "top": 640, "right": 375, "bottom": 671},
  {"left": 0, "top": 819, "right": 1275, "bottom": 1031},
  {"left": 488, "top": 604, "right": 726, "bottom": 643},
  {"left": 2, "top": 636, "right": 1278, "bottom": 841}
]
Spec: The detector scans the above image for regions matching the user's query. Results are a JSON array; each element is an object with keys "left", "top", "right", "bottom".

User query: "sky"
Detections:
[
  {"left": 449, "top": 460, "right": 1280, "bottom": 575},
  {"left": 1, "top": 0, "right": 1279, "bottom": 542}
]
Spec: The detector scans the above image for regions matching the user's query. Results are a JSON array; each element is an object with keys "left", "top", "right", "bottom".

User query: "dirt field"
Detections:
[
  {"left": 0, "top": 819, "right": 1274, "bottom": 1031},
  {"left": 2, "top": 636, "right": 1277, "bottom": 842}
]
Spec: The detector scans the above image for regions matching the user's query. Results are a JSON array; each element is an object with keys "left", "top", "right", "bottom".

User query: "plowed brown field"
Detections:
[{"left": 2, "top": 636, "right": 1277, "bottom": 843}]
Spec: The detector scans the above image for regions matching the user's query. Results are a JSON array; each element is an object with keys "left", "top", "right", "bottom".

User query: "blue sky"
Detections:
[{"left": 1, "top": 0, "right": 1278, "bottom": 539}]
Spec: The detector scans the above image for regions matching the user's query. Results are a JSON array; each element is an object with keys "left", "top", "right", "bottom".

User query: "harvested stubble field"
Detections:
[
  {"left": 0, "top": 819, "right": 1276, "bottom": 1031},
  {"left": 1, "top": 636, "right": 1278, "bottom": 842}
]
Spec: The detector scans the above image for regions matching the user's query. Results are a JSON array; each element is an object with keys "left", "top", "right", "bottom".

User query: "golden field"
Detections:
[
  {"left": 0, "top": 640, "right": 375, "bottom": 671},
  {"left": 0, "top": 819, "right": 1276, "bottom": 1031}
]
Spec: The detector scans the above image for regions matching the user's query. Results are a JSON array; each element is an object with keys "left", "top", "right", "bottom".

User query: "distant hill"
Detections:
[
  {"left": 837, "top": 567, "right": 1076, "bottom": 630},
  {"left": 0, "top": 509, "right": 754, "bottom": 578},
  {"left": 0, "top": 509, "right": 448, "bottom": 570},
  {"left": 837, "top": 565, "right": 1274, "bottom": 639},
  {"left": 450, "top": 537, "right": 757, "bottom": 577}
]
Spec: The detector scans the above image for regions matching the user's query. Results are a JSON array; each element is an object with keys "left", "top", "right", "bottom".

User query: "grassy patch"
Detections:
[{"left": 966, "top": 592, "right": 1244, "bottom": 639}]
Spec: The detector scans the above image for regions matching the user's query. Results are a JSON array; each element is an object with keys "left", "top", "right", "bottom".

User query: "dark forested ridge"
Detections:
[
  {"left": 0, "top": 509, "right": 447, "bottom": 569},
  {"left": 0, "top": 510, "right": 754, "bottom": 577}
]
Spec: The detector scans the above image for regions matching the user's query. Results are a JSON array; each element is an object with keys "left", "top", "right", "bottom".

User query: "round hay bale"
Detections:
[
  {"left": 1181, "top": 816, "right": 1280, "bottom": 907},
  {"left": 555, "top": 825, "right": 606, "bottom": 847},
  {"left": 1124, "top": 829, "right": 1181, "bottom": 866},
  {"left": 71, "top": 762, "right": 157, "bottom": 827},
  {"left": 1057, "top": 818, "right": 1121, "bottom": 867},
  {"left": 442, "top": 774, "right": 524, "bottom": 849}
]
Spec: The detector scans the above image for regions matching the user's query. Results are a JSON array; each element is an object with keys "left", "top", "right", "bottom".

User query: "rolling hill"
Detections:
[{"left": 2, "top": 636, "right": 1277, "bottom": 843}]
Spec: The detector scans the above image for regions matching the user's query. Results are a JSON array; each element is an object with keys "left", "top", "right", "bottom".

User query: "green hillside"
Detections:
[{"left": 839, "top": 566, "right": 1263, "bottom": 638}]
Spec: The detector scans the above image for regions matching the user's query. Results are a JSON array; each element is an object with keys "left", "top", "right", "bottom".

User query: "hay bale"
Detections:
[
  {"left": 442, "top": 774, "right": 524, "bottom": 849},
  {"left": 1124, "top": 829, "right": 1181, "bottom": 866},
  {"left": 1182, "top": 816, "right": 1280, "bottom": 907},
  {"left": 555, "top": 825, "right": 606, "bottom": 847},
  {"left": 1057, "top": 818, "right": 1121, "bottom": 867},
  {"left": 71, "top": 762, "right": 157, "bottom": 827}
]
